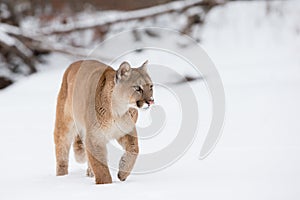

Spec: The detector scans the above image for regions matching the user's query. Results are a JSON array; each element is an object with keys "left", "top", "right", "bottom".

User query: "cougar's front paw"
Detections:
[
  {"left": 118, "top": 171, "right": 129, "bottom": 181},
  {"left": 95, "top": 175, "right": 112, "bottom": 184},
  {"left": 56, "top": 164, "right": 68, "bottom": 176}
]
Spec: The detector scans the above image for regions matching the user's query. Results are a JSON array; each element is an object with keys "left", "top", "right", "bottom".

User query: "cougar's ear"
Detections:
[
  {"left": 140, "top": 60, "right": 148, "bottom": 72},
  {"left": 116, "top": 61, "right": 131, "bottom": 83}
]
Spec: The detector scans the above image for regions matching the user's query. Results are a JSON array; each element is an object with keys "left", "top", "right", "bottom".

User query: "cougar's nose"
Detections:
[{"left": 146, "top": 97, "right": 154, "bottom": 105}]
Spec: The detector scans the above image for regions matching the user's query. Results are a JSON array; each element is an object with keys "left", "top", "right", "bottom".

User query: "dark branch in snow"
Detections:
[{"left": 0, "top": 76, "right": 13, "bottom": 89}]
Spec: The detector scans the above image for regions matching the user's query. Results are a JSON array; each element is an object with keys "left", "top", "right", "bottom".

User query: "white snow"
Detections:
[{"left": 1, "top": 1, "right": 300, "bottom": 200}]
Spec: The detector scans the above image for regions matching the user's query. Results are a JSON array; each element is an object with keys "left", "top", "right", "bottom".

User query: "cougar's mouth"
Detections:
[{"left": 136, "top": 99, "right": 154, "bottom": 109}]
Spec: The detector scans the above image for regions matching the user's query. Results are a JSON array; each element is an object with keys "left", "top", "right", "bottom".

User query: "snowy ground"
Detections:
[{"left": 1, "top": 1, "right": 300, "bottom": 200}]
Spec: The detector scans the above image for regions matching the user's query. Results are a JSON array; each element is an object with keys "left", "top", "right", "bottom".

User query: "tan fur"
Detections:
[{"left": 54, "top": 60, "right": 153, "bottom": 184}]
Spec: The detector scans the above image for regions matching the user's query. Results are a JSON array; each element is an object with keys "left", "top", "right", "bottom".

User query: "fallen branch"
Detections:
[
  {"left": 34, "top": 0, "right": 225, "bottom": 36},
  {"left": 0, "top": 29, "right": 36, "bottom": 74},
  {"left": 0, "top": 23, "right": 112, "bottom": 61}
]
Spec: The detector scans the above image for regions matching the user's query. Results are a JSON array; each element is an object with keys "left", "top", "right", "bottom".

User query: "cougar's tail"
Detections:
[{"left": 73, "top": 135, "right": 87, "bottom": 163}]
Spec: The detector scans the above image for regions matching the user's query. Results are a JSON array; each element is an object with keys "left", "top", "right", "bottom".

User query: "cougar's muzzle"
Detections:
[{"left": 136, "top": 97, "right": 154, "bottom": 109}]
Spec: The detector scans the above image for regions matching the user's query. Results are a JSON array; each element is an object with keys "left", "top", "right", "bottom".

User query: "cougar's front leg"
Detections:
[
  {"left": 86, "top": 138, "right": 112, "bottom": 184},
  {"left": 117, "top": 128, "right": 139, "bottom": 181}
]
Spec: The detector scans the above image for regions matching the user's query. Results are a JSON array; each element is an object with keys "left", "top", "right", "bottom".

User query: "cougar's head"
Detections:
[{"left": 114, "top": 60, "right": 154, "bottom": 110}]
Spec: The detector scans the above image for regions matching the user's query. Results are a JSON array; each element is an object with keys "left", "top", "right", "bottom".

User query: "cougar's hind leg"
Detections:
[
  {"left": 54, "top": 62, "right": 81, "bottom": 176},
  {"left": 54, "top": 71, "right": 74, "bottom": 176},
  {"left": 86, "top": 161, "right": 94, "bottom": 177},
  {"left": 73, "top": 134, "right": 87, "bottom": 163}
]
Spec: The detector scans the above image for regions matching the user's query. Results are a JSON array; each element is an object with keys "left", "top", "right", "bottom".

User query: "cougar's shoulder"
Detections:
[
  {"left": 68, "top": 60, "right": 114, "bottom": 130},
  {"left": 94, "top": 66, "right": 116, "bottom": 130}
]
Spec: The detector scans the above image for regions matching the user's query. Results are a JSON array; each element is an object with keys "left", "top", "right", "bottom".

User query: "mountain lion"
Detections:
[{"left": 54, "top": 60, "right": 154, "bottom": 184}]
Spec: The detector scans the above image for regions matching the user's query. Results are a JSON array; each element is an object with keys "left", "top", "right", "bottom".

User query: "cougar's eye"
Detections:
[
  {"left": 150, "top": 85, "right": 153, "bottom": 90},
  {"left": 134, "top": 86, "right": 143, "bottom": 93}
]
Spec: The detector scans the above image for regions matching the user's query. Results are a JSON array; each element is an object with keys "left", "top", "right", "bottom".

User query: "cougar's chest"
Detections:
[{"left": 103, "top": 115, "right": 135, "bottom": 140}]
